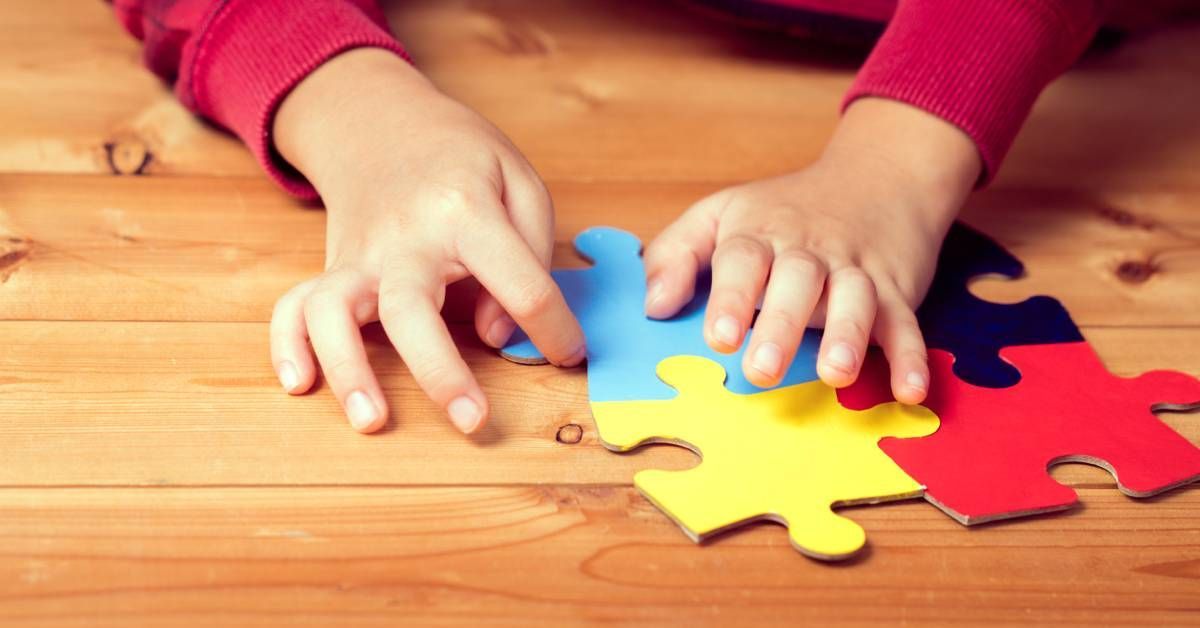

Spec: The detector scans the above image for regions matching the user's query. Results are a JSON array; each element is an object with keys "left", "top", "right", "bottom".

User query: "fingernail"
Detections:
[
  {"left": 345, "top": 391, "right": 379, "bottom": 431},
  {"left": 713, "top": 315, "right": 741, "bottom": 348},
  {"left": 644, "top": 279, "right": 664, "bottom": 313},
  {"left": 485, "top": 315, "right": 516, "bottom": 348},
  {"left": 906, "top": 371, "right": 928, "bottom": 393},
  {"left": 826, "top": 343, "right": 857, "bottom": 372},
  {"left": 751, "top": 342, "right": 783, "bottom": 378},
  {"left": 447, "top": 396, "right": 483, "bottom": 433},
  {"left": 560, "top": 345, "right": 587, "bottom": 368},
  {"left": 277, "top": 360, "right": 300, "bottom": 392}
]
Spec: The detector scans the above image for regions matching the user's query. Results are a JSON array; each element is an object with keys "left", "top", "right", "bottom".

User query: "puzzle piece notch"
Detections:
[
  {"left": 502, "top": 226, "right": 821, "bottom": 400},
  {"left": 917, "top": 223, "right": 1084, "bottom": 388},
  {"left": 839, "top": 343, "right": 1200, "bottom": 525},
  {"left": 592, "top": 355, "right": 939, "bottom": 560}
]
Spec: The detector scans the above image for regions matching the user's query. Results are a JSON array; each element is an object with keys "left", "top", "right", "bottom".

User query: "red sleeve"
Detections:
[
  {"left": 112, "top": 0, "right": 410, "bottom": 199},
  {"left": 842, "top": 0, "right": 1111, "bottom": 185}
]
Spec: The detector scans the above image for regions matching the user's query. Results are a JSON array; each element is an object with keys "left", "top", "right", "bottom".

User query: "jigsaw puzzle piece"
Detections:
[
  {"left": 917, "top": 223, "right": 1084, "bottom": 388},
  {"left": 591, "top": 355, "right": 938, "bottom": 560},
  {"left": 840, "top": 343, "right": 1200, "bottom": 525},
  {"left": 501, "top": 227, "right": 821, "bottom": 401},
  {"left": 636, "top": 467, "right": 872, "bottom": 560}
]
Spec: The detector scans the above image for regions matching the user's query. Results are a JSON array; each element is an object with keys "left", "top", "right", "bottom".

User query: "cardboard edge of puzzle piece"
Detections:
[
  {"left": 632, "top": 484, "right": 912, "bottom": 562},
  {"left": 591, "top": 355, "right": 937, "bottom": 561},
  {"left": 599, "top": 425, "right": 927, "bottom": 556},
  {"left": 923, "top": 495, "right": 1073, "bottom": 527},
  {"left": 853, "top": 344, "right": 1200, "bottom": 526},
  {"left": 1050, "top": 453, "right": 1200, "bottom": 500}
]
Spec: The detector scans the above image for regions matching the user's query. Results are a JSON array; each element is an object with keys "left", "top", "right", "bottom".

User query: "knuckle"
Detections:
[
  {"left": 758, "top": 308, "right": 805, "bottom": 337},
  {"left": 647, "top": 239, "right": 704, "bottom": 277},
  {"left": 715, "top": 235, "right": 771, "bottom": 267},
  {"left": 888, "top": 344, "right": 928, "bottom": 366},
  {"left": 302, "top": 287, "right": 348, "bottom": 319},
  {"left": 377, "top": 286, "right": 420, "bottom": 323},
  {"left": 716, "top": 285, "right": 758, "bottom": 314},
  {"left": 776, "top": 248, "right": 826, "bottom": 277},
  {"left": 507, "top": 275, "right": 558, "bottom": 319},
  {"left": 834, "top": 316, "right": 873, "bottom": 344},
  {"left": 409, "top": 359, "right": 468, "bottom": 398},
  {"left": 423, "top": 185, "right": 475, "bottom": 214},
  {"left": 833, "top": 265, "right": 873, "bottom": 288},
  {"left": 321, "top": 354, "right": 360, "bottom": 384}
]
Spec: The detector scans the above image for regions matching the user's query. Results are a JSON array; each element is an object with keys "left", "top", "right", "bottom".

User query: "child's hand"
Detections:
[
  {"left": 643, "top": 98, "right": 981, "bottom": 404},
  {"left": 269, "top": 49, "right": 584, "bottom": 434}
]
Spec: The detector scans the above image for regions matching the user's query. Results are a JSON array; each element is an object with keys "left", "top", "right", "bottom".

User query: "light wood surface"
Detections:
[{"left": 1, "top": 0, "right": 1198, "bottom": 625}]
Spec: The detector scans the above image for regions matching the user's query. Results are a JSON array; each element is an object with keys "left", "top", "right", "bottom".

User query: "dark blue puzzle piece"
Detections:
[
  {"left": 502, "top": 227, "right": 821, "bottom": 402},
  {"left": 917, "top": 222, "right": 1084, "bottom": 388}
]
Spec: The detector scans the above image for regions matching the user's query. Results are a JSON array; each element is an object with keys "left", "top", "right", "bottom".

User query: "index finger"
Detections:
[{"left": 458, "top": 219, "right": 585, "bottom": 367}]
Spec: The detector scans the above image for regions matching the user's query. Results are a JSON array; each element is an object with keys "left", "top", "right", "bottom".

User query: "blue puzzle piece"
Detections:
[
  {"left": 916, "top": 222, "right": 1084, "bottom": 388},
  {"left": 502, "top": 227, "right": 821, "bottom": 401}
]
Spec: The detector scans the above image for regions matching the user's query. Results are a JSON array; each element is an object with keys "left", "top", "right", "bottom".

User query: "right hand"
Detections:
[{"left": 269, "top": 48, "right": 585, "bottom": 435}]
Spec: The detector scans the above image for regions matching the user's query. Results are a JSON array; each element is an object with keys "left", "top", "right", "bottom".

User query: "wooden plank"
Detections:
[
  {"left": 0, "top": 320, "right": 1195, "bottom": 487},
  {"left": 0, "top": 0, "right": 255, "bottom": 177},
  {"left": 2, "top": 174, "right": 1199, "bottom": 325},
  {"left": 3, "top": 1, "right": 1200, "bottom": 189},
  {"left": 0, "top": 486, "right": 1196, "bottom": 626}
]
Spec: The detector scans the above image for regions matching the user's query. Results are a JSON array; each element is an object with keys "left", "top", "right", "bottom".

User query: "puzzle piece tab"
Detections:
[
  {"left": 502, "top": 227, "right": 820, "bottom": 401},
  {"left": 840, "top": 343, "right": 1200, "bottom": 525},
  {"left": 592, "top": 356, "right": 939, "bottom": 560},
  {"left": 917, "top": 223, "right": 1084, "bottom": 388}
]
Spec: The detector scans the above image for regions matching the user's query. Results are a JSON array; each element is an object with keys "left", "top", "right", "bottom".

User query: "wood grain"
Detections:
[
  {"left": 0, "top": 320, "right": 1194, "bottom": 487},
  {"left": 2, "top": 174, "right": 1199, "bottom": 325},
  {"left": 0, "top": 486, "right": 1197, "bottom": 627},
  {"left": 4, "top": 1, "right": 1200, "bottom": 189}
]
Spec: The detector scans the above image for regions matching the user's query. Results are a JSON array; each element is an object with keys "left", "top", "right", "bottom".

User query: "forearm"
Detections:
[
  {"left": 111, "top": 0, "right": 408, "bottom": 199},
  {"left": 274, "top": 48, "right": 434, "bottom": 195},
  {"left": 844, "top": 0, "right": 1111, "bottom": 183}
]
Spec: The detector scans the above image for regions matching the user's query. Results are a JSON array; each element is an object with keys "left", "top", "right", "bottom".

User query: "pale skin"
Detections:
[{"left": 270, "top": 48, "right": 981, "bottom": 434}]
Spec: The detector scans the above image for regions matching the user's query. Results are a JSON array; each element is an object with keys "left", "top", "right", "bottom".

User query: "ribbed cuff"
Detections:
[
  {"left": 843, "top": 0, "right": 1106, "bottom": 185},
  {"left": 177, "top": 0, "right": 410, "bottom": 199}
]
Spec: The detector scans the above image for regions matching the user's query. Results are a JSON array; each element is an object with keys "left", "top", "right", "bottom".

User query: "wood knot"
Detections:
[
  {"left": 480, "top": 18, "right": 552, "bottom": 56},
  {"left": 1115, "top": 259, "right": 1157, "bottom": 284},
  {"left": 0, "top": 241, "right": 31, "bottom": 283},
  {"left": 555, "top": 423, "right": 583, "bottom": 444},
  {"left": 103, "top": 134, "right": 153, "bottom": 175},
  {"left": 1098, "top": 205, "right": 1154, "bottom": 230}
]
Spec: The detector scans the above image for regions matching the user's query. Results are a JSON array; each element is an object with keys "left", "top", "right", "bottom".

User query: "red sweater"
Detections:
[{"left": 112, "top": 0, "right": 1110, "bottom": 199}]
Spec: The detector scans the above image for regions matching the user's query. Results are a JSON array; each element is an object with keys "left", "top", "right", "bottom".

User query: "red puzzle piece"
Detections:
[{"left": 840, "top": 342, "right": 1200, "bottom": 524}]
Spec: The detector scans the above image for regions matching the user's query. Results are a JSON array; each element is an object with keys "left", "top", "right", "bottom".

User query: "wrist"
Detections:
[
  {"left": 823, "top": 97, "right": 981, "bottom": 233},
  {"left": 273, "top": 48, "right": 434, "bottom": 193}
]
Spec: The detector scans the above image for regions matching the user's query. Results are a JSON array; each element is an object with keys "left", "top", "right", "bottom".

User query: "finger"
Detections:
[
  {"left": 705, "top": 234, "right": 772, "bottom": 353},
  {"left": 303, "top": 273, "right": 389, "bottom": 433},
  {"left": 499, "top": 160, "right": 556, "bottom": 262},
  {"left": 642, "top": 196, "right": 721, "bottom": 319},
  {"left": 476, "top": 164, "right": 551, "bottom": 349},
  {"left": 874, "top": 291, "right": 930, "bottom": 404},
  {"left": 743, "top": 249, "right": 828, "bottom": 387},
  {"left": 378, "top": 256, "right": 488, "bottom": 435},
  {"left": 475, "top": 287, "right": 515, "bottom": 349},
  {"left": 459, "top": 219, "right": 585, "bottom": 367},
  {"left": 817, "top": 266, "right": 877, "bottom": 388},
  {"left": 270, "top": 279, "right": 319, "bottom": 395}
]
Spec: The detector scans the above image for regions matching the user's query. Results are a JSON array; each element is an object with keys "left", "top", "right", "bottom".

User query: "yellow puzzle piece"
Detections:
[{"left": 591, "top": 356, "right": 940, "bottom": 560}]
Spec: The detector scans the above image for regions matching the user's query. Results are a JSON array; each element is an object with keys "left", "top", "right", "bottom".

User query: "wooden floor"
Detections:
[{"left": 2, "top": 1, "right": 1199, "bottom": 625}]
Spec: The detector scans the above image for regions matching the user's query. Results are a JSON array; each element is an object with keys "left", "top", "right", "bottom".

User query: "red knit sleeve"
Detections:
[
  {"left": 843, "top": 0, "right": 1110, "bottom": 185},
  {"left": 112, "top": 0, "right": 409, "bottom": 199}
]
